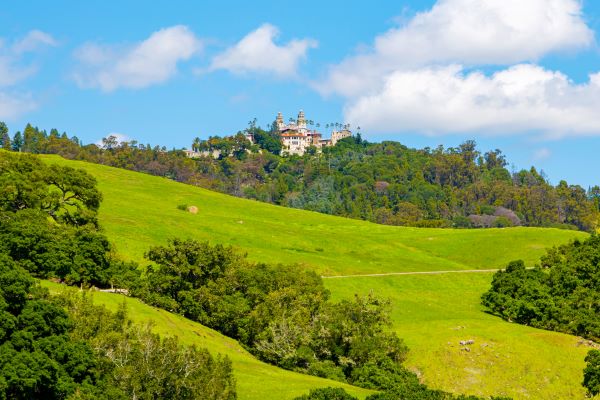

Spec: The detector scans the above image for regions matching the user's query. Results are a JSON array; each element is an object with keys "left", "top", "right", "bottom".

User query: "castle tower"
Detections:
[
  {"left": 276, "top": 112, "right": 285, "bottom": 131},
  {"left": 297, "top": 110, "right": 307, "bottom": 130}
]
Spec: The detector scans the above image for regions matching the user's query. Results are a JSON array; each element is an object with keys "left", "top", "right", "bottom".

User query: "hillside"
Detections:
[
  {"left": 41, "top": 282, "right": 372, "bottom": 400},
  {"left": 41, "top": 155, "right": 586, "bottom": 275},
  {"left": 41, "top": 155, "right": 590, "bottom": 399}
]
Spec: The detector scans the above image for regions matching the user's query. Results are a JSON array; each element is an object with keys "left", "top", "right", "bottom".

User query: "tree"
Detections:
[
  {"left": 22, "top": 123, "right": 41, "bottom": 153},
  {"left": 12, "top": 131, "right": 23, "bottom": 152},
  {"left": 101, "top": 135, "right": 118, "bottom": 150},
  {"left": 0, "top": 152, "right": 102, "bottom": 226},
  {"left": 192, "top": 137, "right": 201, "bottom": 152},
  {"left": 584, "top": 350, "right": 600, "bottom": 396},
  {"left": 0, "top": 122, "right": 9, "bottom": 150},
  {"left": 294, "top": 387, "right": 358, "bottom": 400}
]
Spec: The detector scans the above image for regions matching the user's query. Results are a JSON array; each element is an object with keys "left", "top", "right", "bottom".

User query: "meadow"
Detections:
[
  {"left": 327, "top": 273, "right": 591, "bottom": 399},
  {"left": 42, "top": 155, "right": 590, "bottom": 399},
  {"left": 42, "top": 155, "right": 585, "bottom": 275}
]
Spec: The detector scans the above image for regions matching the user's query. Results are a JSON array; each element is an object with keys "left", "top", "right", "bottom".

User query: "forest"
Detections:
[{"left": 1, "top": 121, "right": 598, "bottom": 232}]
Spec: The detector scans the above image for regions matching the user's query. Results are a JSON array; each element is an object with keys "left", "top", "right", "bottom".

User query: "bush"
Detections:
[
  {"left": 482, "top": 235, "right": 600, "bottom": 341},
  {"left": 583, "top": 350, "right": 600, "bottom": 396},
  {"left": 294, "top": 387, "right": 358, "bottom": 400}
]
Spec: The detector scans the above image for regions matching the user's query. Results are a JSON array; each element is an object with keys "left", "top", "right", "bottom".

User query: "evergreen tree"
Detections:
[
  {"left": 0, "top": 122, "right": 10, "bottom": 149},
  {"left": 12, "top": 131, "right": 23, "bottom": 152}
]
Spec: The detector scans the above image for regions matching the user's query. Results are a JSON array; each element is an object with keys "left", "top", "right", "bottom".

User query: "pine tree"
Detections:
[
  {"left": 0, "top": 122, "right": 10, "bottom": 150},
  {"left": 12, "top": 131, "right": 23, "bottom": 152}
]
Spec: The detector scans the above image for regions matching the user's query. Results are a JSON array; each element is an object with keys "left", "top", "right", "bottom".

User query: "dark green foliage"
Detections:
[
  {"left": 0, "top": 255, "right": 236, "bottom": 400},
  {"left": 58, "top": 293, "right": 237, "bottom": 400},
  {"left": 136, "top": 240, "right": 413, "bottom": 388},
  {"left": 0, "top": 257, "right": 104, "bottom": 399},
  {"left": 0, "top": 152, "right": 101, "bottom": 226},
  {"left": 11, "top": 132, "right": 23, "bottom": 152},
  {"left": 583, "top": 349, "right": 600, "bottom": 396},
  {"left": 5, "top": 120, "right": 597, "bottom": 231},
  {"left": 482, "top": 234, "right": 600, "bottom": 340},
  {"left": 293, "top": 387, "right": 358, "bottom": 400},
  {"left": 0, "top": 123, "right": 9, "bottom": 150},
  {"left": 0, "top": 152, "right": 137, "bottom": 288}
]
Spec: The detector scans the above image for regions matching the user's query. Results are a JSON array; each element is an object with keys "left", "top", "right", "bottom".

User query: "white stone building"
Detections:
[{"left": 277, "top": 110, "right": 352, "bottom": 156}]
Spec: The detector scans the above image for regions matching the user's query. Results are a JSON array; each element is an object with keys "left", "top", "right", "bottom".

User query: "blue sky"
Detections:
[{"left": 1, "top": 1, "right": 600, "bottom": 187}]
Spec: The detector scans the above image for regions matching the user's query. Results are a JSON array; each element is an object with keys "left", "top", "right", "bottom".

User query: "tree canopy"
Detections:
[{"left": 1, "top": 121, "right": 597, "bottom": 231}]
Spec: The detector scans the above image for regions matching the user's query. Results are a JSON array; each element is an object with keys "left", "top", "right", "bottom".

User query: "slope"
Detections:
[
  {"left": 40, "top": 155, "right": 586, "bottom": 275},
  {"left": 42, "top": 281, "right": 372, "bottom": 400},
  {"left": 40, "top": 155, "right": 590, "bottom": 399},
  {"left": 326, "top": 273, "right": 590, "bottom": 399}
]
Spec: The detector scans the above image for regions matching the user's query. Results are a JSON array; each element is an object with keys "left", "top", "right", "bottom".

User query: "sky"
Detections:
[{"left": 1, "top": 0, "right": 600, "bottom": 187}]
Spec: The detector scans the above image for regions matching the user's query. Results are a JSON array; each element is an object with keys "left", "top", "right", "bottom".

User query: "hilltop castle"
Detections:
[
  {"left": 274, "top": 110, "right": 352, "bottom": 156},
  {"left": 186, "top": 110, "right": 353, "bottom": 158}
]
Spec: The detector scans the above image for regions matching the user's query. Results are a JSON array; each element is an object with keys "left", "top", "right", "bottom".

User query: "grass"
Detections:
[
  {"left": 41, "top": 155, "right": 586, "bottom": 276},
  {"left": 41, "top": 281, "right": 373, "bottom": 400},
  {"left": 326, "top": 273, "right": 590, "bottom": 399},
  {"left": 40, "top": 155, "right": 591, "bottom": 399}
]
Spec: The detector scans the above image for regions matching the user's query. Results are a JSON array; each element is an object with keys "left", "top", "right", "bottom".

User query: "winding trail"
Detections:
[{"left": 322, "top": 268, "right": 503, "bottom": 279}]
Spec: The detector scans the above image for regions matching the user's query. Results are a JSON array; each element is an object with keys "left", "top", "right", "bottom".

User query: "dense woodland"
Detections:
[
  {"left": 0, "top": 150, "right": 512, "bottom": 399},
  {"left": 1, "top": 121, "right": 598, "bottom": 231}
]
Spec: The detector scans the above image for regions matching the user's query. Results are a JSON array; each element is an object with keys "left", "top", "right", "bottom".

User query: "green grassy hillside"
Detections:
[
  {"left": 41, "top": 155, "right": 590, "bottom": 399},
  {"left": 42, "top": 281, "right": 373, "bottom": 400},
  {"left": 327, "top": 273, "right": 590, "bottom": 399},
  {"left": 41, "top": 155, "right": 586, "bottom": 275}
]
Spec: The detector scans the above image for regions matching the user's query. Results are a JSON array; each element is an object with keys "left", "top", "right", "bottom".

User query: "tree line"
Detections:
[{"left": 1, "top": 121, "right": 599, "bottom": 231}]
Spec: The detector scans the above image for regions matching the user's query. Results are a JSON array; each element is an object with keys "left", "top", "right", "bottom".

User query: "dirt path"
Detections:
[{"left": 322, "top": 268, "right": 505, "bottom": 279}]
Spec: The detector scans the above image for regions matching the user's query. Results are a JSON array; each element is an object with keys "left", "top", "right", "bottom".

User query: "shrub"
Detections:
[{"left": 294, "top": 387, "right": 358, "bottom": 400}]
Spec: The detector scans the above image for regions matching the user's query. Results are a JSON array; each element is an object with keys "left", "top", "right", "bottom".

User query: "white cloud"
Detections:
[
  {"left": 0, "top": 30, "right": 55, "bottom": 120},
  {"left": 533, "top": 147, "right": 552, "bottom": 161},
  {"left": 0, "top": 56, "right": 35, "bottom": 87},
  {"left": 0, "top": 30, "right": 56, "bottom": 87},
  {"left": 12, "top": 30, "right": 58, "bottom": 54},
  {"left": 73, "top": 25, "right": 201, "bottom": 92},
  {"left": 0, "top": 92, "right": 37, "bottom": 120},
  {"left": 344, "top": 64, "right": 600, "bottom": 138},
  {"left": 321, "top": 0, "right": 594, "bottom": 97},
  {"left": 316, "top": 0, "right": 600, "bottom": 137},
  {"left": 209, "top": 24, "right": 317, "bottom": 78}
]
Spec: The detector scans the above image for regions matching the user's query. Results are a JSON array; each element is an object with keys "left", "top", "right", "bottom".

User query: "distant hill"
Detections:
[{"left": 3, "top": 123, "right": 598, "bottom": 232}]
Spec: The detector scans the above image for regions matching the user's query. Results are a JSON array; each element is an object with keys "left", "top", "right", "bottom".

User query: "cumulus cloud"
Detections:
[
  {"left": 322, "top": 0, "right": 593, "bottom": 97},
  {"left": 73, "top": 25, "right": 201, "bottom": 92},
  {"left": 345, "top": 64, "right": 600, "bottom": 138},
  {"left": 209, "top": 24, "right": 317, "bottom": 78},
  {"left": 317, "top": 0, "right": 600, "bottom": 137}
]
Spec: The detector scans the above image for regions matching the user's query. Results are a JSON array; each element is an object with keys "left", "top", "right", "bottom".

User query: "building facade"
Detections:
[{"left": 277, "top": 110, "right": 352, "bottom": 156}]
